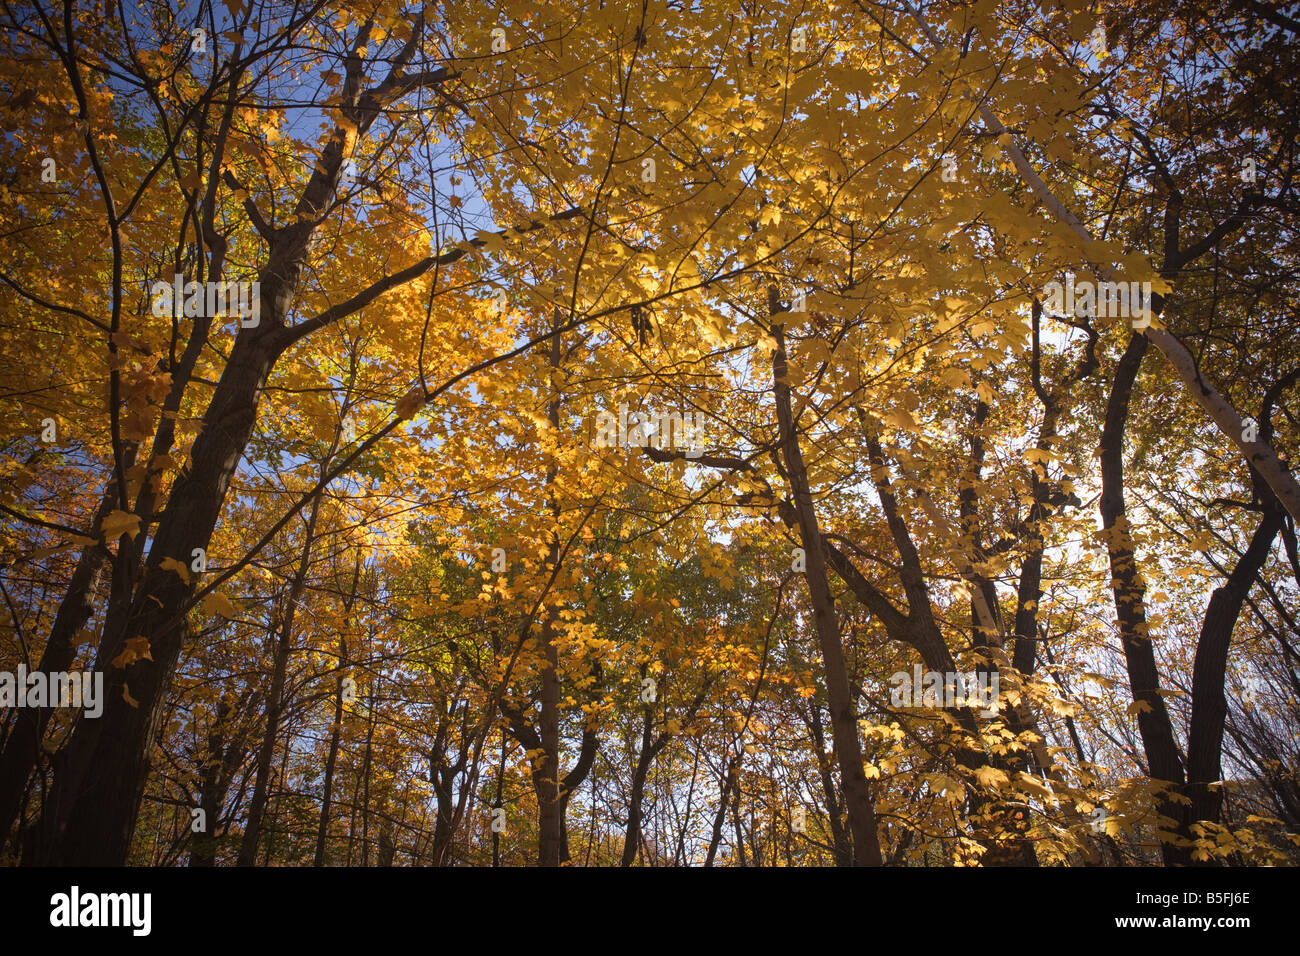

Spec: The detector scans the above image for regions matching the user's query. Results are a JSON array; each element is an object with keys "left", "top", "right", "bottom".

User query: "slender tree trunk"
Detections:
[
  {"left": 314, "top": 634, "right": 348, "bottom": 867},
  {"left": 621, "top": 711, "right": 658, "bottom": 866},
  {"left": 430, "top": 767, "right": 455, "bottom": 866},
  {"left": 537, "top": 612, "right": 563, "bottom": 866},
  {"left": 189, "top": 699, "right": 230, "bottom": 868},
  {"left": 315, "top": 552, "right": 360, "bottom": 866},
  {"left": 704, "top": 754, "right": 740, "bottom": 867},
  {"left": 360, "top": 681, "right": 376, "bottom": 866},
  {"left": 1099, "top": 333, "right": 1190, "bottom": 864},
  {"left": 536, "top": 310, "right": 566, "bottom": 866},
  {"left": 237, "top": 491, "right": 324, "bottom": 866},
  {"left": 731, "top": 787, "right": 746, "bottom": 866},
  {"left": 771, "top": 313, "right": 882, "bottom": 866},
  {"left": 1185, "top": 505, "right": 1282, "bottom": 832},
  {"left": 237, "top": 610, "right": 293, "bottom": 867},
  {"left": 802, "top": 698, "right": 850, "bottom": 866}
]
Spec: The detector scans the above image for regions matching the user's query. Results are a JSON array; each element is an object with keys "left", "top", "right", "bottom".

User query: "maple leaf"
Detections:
[
  {"left": 202, "top": 591, "right": 239, "bottom": 619},
  {"left": 101, "top": 510, "right": 142, "bottom": 541},
  {"left": 159, "top": 557, "right": 191, "bottom": 583},
  {"left": 973, "top": 766, "right": 1009, "bottom": 789},
  {"left": 112, "top": 636, "right": 154, "bottom": 669}
]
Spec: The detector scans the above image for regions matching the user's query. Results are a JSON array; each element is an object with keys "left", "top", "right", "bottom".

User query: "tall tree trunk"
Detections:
[
  {"left": 1185, "top": 504, "right": 1282, "bottom": 832},
  {"left": 0, "top": 483, "right": 113, "bottom": 849},
  {"left": 731, "top": 787, "right": 746, "bottom": 867},
  {"left": 771, "top": 313, "right": 883, "bottom": 866},
  {"left": 620, "top": 710, "right": 657, "bottom": 866},
  {"left": 704, "top": 753, "right": 740, "bottom": 866},
  {"left": 314, "top": 633, "right": 348, "bottom": 867},
  {"left": 315, "top": 551, "right": 360, "bottom": 866},
  {"left": 237, "top": 608, "right": 293, "bottom": 867},
  {"left": 536, "top": 308, "right": 566, "bottom": 866},
  {"left": 558, "top": 728, "right": 597, "bottom": 865},
  {"left": 537, "top": 612, "right": 563, "bottom": 867},
  {"left": 360, "top": 680, "right": 377, "bottom": 866},
  {"left": 237, "top": 490, "right": 324, "bottom": 866},
  {"left": 24, "top": 42, "right": 421, "bottom": 859},
  {"left": 430, "top": 765, "right": 455, "bottom": 866},
  {"left": 1099, "top": 333, "right": 1189, "bottom": 864},
  {"left": 188, "top": 698, "right": 230, "bottom": 868},
  {"left": 801, "top": 697, "right": 850, "bottom": 866},
  {"left": 29, "top": 328, "right": 284, "bottom": 865}
]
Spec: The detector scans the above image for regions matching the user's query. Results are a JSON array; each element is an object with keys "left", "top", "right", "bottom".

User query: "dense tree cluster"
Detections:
[{"left": 0, "top": 0, "right": 1297, "bottom": 866}]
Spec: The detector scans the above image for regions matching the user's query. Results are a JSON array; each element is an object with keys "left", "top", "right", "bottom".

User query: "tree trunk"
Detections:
[
  {"left": 536, "top": 310, "right": 566, "bottom": 867},
  {"left": 29, "top": 328, "right": 284, "bottom": 865},
  {"left": 237, "top": 490, "right": 324, "bottom": 865},
  {"left": 1099, "top": 332, "right": 1190, "bottom": 863},
  {"left": 24, "top": 49, "right": 409, "bottom": 861},
  {"left": 360, "top": 680, "right": 376, "bottom": 866},
  {"left": 189, "top": 698, "right": 230, "bottom": 868},
  {"left": 704, "top": 754, "right": 740, "bottom": 866},
  {"left": 0, "top": 483, "right": 113, "bottom": 849},
  {"left": 537, "top": 613, "right": 563, "bottom": 866},
  {"left": 802, "top": 697, "right": 850, "bottom": 866},
  {"left": 771, "top": 315, "right": 883, "bottom": 866},
  {"left": 1185, "top": 504, "right": 1282, "bottom": 832},
  {"left": 621, "top": 710, "right": 662, "bottom": 866},
  {"left": 314, "top": 634, "right": 348, "bottom": 867}
]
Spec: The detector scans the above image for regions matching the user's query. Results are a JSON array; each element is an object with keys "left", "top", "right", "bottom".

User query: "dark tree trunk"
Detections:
[
  {"left": 314, "top": 634, "right": 348, "bottom": 867},
  {"left": 771, "top": 313, "right": 882, "bottom": 866},
  {"left": 1099, "top": 332, "right": 1190, "bottom": 864},
  {"left": 704, "top": 754, "right": 740, "bottom": 866},
  {"left": 620, "top": 711, "right": 662, "bottom": 867},
  {"left": 0, "top": 485, "right": 112, "bottom": 849},
  {"left": 1185, "top": 504, "right": 1282, "bottom": 831},
  {"left": 237, "top": 491, "right": 323, "bottom": 865},
  {"left": 29, "top": 329, "right": 284, "bottom": 865}
]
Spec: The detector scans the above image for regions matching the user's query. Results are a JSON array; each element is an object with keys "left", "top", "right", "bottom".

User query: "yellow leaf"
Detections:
[
  {"left": 160, "top": 557, "right": 191, "bottom": 584},
  {"left": 883, "top": 408, "right": 918, "bottom": 432},
  {"left": 202, "top": 591, "right": 239, "bottom": 619},
  {"left": 122, "top": 684, "right": 140, "bottom": 708},
  {"left": 101, "top": 510, "right": 141, "bottom": 541},
  {"left": 112, "top": 636, "right": 153, "bottom": 669},
  {"left": 973, "top": 766, "right": 1009, "bottom": 789},
  {"left": 1016, "top": 771, "right": 1056, "bottom": 803},
  {"left": 939, "top": 366, "right": 967, "bottom": 388}
]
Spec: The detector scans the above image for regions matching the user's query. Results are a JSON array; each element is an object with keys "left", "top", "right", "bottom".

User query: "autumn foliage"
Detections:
[{"left": 0, "top": 0, "right": 1297, "bottom": 867}]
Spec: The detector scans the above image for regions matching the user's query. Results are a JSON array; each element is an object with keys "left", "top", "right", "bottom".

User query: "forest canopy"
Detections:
[{"left": 0, "top": 0, "right": 1297, "bottom": 868}]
